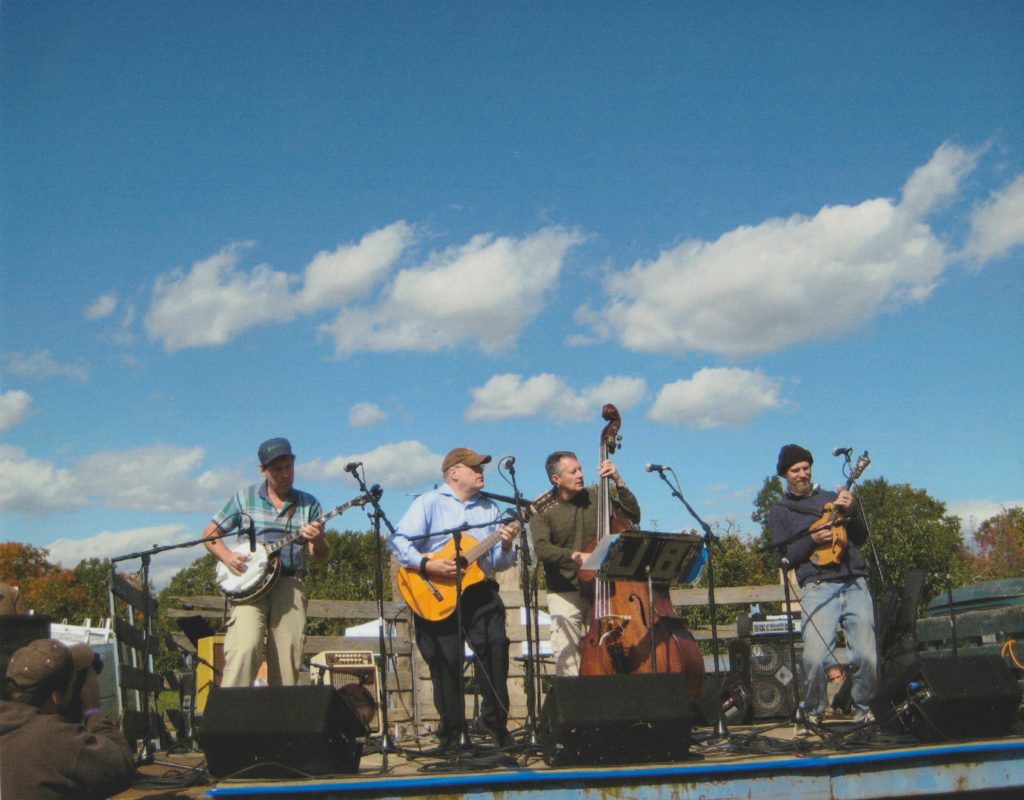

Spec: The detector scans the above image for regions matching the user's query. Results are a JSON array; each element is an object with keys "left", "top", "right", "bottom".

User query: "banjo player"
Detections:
[{"left": 202, "top": 437, "right": 327, "bottom": 688}]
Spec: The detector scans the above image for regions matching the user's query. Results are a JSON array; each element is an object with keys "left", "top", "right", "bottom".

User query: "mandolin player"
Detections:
[
  {"left": 768, "top": 444, "right": 877, "bottom": 725},
  {"left": 202, "top": 437, "right": 327, "bottom": 688}
]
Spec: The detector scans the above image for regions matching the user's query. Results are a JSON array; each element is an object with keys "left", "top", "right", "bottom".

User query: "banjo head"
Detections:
[{"left": 217, "top": 541, "right": 273, "bottom": 597}]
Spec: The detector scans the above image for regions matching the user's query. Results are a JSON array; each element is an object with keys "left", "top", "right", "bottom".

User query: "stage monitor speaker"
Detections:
[
  {"left": 538, "top": 673, "right": 693, "bottom": 767},
  {"left": 196, "top": 685, "right": 367, "bottom": 778},
  {"left": 870, "top": 650, "right": 1022, "bottom": 741},
  {"left": 729, "top": 636, "right": 804, "bottom": 720}
]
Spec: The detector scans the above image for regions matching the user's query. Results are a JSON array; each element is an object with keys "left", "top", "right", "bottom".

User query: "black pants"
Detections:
[{"left": 414, "top": 580, "right": 510, "bottom": 740}]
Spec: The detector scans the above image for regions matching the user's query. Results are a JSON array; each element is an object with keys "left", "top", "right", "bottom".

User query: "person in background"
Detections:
[{"left": 0, "top": 638, "right": 135, "bottom": 799}]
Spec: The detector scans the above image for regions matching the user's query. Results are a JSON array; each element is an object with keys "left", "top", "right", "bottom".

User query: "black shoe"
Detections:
[{"left": 482, "top": 724, "right": 513, "bottom": 749}]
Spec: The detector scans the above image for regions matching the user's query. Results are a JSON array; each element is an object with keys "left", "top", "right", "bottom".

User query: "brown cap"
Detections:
[
  {"left": 441, "top": 447, "right": 491, "bottom": 475},
  {"left": 5, "top": 639, "right": 94, "bottom": 701}
]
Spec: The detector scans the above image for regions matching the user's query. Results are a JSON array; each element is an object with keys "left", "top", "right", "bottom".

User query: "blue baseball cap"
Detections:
[{"left": 258, "top": 437, "right": 294, "bottom": 466}]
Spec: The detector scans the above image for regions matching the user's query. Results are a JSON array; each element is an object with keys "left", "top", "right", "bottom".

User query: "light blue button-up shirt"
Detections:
[{"left": 389, "top": 485, "right": 516, "bottom": 576}]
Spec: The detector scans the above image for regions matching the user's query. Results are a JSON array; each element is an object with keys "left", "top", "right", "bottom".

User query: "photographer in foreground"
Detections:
[{"left": 1, "top": 638, "right": 135, "bottom": 799}]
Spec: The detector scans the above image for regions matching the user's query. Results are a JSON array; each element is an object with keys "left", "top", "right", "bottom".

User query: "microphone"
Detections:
[
  {"left": 499, "top": 455, "right": 516, "bottom": 472},
  {"left": 645, "top": 463, "right": 669, "bottom": 473},
  {"left": 369, "top": 483, "right": 383, "bottom": 500},
  {"left": 832, "top": 447, "right": 853, "bottom": 457},
  {"left": 344, "top": 461, "right": 362, "bottom": 474},
  {"left": 242, "top": 515, "right": 256, "bottom": 552}
]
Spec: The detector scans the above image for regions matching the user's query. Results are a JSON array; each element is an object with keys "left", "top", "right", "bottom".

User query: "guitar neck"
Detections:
[
  {"left": 261, "top": 496, "right": 364, "bottom": 557},
  {"left": 462, "top": 528, "right": 504, "bottom": 564}
]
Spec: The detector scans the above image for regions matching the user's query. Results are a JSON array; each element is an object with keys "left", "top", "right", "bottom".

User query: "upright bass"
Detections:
[{"left": 578, "top": 405, "right": 705, "bottom": 699}]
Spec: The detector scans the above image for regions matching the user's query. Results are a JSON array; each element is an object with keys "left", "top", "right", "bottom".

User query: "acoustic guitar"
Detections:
[
  {"left": 808, "top": 452, "right": 871, "bottom": 567},
  {"left": 397, "top": 490, "right": 557, "bottom": 621}
]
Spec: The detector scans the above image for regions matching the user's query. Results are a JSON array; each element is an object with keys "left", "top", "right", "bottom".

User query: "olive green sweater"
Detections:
[{"left": 531, "top": 484, "right": 641, "bottom": 593}]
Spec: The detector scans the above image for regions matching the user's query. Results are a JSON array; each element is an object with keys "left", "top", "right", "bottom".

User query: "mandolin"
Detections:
[
  {"left": 396, "top": 490, "right": 557, "bottom": 621},
  {"left": 808, "top": 452, "right": 871, "bottom": 567}
]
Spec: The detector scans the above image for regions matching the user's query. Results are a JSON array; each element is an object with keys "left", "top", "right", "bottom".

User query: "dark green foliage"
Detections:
[{"left": 855, "top": 478, "right": 968, "bottom": 608}]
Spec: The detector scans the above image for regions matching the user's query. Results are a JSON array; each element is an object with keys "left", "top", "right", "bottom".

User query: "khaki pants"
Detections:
[
  {"left": 222, "top": 576, "right": 307, "bottom": 687},
  {"left": 547, "top": 591, "right": 591, "bottom": 677}
]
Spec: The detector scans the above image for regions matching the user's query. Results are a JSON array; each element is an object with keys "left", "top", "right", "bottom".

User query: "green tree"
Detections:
[
  {"left": 855, "top": 478, "right": 968, "bottom": 606},
  {"left": 751, "top": 475, "right": 784, "bottom": 573}
]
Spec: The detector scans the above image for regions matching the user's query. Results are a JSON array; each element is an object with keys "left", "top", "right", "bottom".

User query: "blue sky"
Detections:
[{"left": 2, "top": 2, "right": 1022, "bottom": 587}]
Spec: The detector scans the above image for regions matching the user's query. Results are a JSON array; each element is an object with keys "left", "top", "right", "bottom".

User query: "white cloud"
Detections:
[
  {"left": 900, "top": 141, "right": 983, "bottom": 219},
  {"left": 466, "top": 373, "right": 646, "bottom": 422},
  {"left": 0, "top": 390, "right": 34, "bottom": 433},
  {"left": 946, "top": 498, "right": 1024, "bottom": 535},
  {"left": 0, "top": 350, "right": 88, "bottom": 382},
  {"left": 85, "top": 293, "right": 118, "bottom": 320},
  {"left": 302, "top": 440, "right": 443, "bottom": 491},
  {"left": 321, "top": 227, "right": 586, "bottom": 356},
  {"left": 295, "top": 222, "right": 415, "bottom": 312},
  {"left": 963, "top": 174, "right": 1024, "bottom": 264},
  {"left": 47, "top": 524, "right": 201, "bottom": 589},
  {"left": 0, "top": 445, "right": 85, "bottom": 514},
  {"left": 145, "top": 223, "right": 415, "bottom": 352},
  {"left": 348, "top": 402, "right": 388, "bottom": 427},
  {"left": 0, "top": 443, "right": 242, "bottom": 515},
  {"left": 648, "top": 367, "right": 786, "bottom": 428},
  {"left": 145, "top": 242, "right": 295, "bottom": 351},
  {"left": 588, "top": 143, "right": 981, "bottom": 358},
  {"left": 74, "top": 444, "right": 241, "bottom": 513}
]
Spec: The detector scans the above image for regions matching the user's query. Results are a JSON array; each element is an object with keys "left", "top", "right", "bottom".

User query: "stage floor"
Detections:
[{"left": 117, "top": 717, "right": 1024, "bottom": 800}]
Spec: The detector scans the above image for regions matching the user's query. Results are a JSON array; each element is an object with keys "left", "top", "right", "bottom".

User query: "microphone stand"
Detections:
[
  {"left": 403, "top": 517, "right": 501, "bottom": 756},
  {"left": 498, "top": 457, "right": 539, "bottom": 745},
  {"left": 649, "top": 467, "right": 729, "bottom": 739},
  {"left": 345, "top": 467, "right": 400, "bottom": 768}
]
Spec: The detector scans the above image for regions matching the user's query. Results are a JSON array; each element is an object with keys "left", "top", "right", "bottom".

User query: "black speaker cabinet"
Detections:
[
  {"left": 870, "top": 650, "right": 1022, "bottom": 741},
  {"left": 0, "top": 615, "right": 50, "bottom": 681},
  {"left": 729, "top": 636, "right": 804, "bottom": 719},
  {"left": 538, "top": 673, "right": 693, "bottom": 767},
  {"left": 197, "top": 685, "right": 367, "bottom": 778}
]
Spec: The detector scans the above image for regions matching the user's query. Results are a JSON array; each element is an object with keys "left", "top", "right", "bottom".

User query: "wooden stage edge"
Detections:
[{"left": 121, "top": 724, "right": 1024, "bottom": 800}]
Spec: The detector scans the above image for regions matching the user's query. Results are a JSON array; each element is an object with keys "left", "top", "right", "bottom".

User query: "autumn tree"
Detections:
[
  {"left": 965, "top": 507, "right": 1024, "bottom": 581},
  {"left": 0, "top": 542, "right": 111, "bottom": 622}
]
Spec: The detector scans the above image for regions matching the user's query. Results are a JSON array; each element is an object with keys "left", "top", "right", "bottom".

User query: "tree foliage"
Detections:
[
  {"left": 855, "top": 478, "right": 968, "bottom": 607},
  {"left": 0, "top": 541, "right": 111, "bottom": 623},
  {"left": 965, "top": 507, "right": 1024, "bottom": 581}
]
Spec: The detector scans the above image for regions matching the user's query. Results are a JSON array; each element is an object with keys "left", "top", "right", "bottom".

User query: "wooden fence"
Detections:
[{"left": 167, "top": 572, "right": 798, "bottom": 738}]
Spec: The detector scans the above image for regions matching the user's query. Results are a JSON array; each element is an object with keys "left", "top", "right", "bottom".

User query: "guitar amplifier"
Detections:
[
  {"left": 196, "top": 634, "right": 225, "bottom": 714},
  {"left": 310, "top": 651, "right": 382, "bottom": 735},
  {"left": 751, "top": 614, "right": 802, "bottom": 636}
]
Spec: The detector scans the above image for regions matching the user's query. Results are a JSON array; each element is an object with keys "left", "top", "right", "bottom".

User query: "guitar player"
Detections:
[
  {"left": 768, "top": 443, "right": 878, "bottom": 726},
  {"left": 388, "top": 447, "right": 519, "bottom": 752},
  {"left": 202, "top": 437, "right": 327, "bottom": 688}
]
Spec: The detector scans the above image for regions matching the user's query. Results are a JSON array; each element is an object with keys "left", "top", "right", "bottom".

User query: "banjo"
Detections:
[{"left": 216, "top": 490, "right": 376, "bottom": 604}]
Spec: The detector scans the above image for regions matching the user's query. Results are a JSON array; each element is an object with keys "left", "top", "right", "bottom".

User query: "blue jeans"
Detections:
[{"left": 800, "top": 576, "right": 878, "bottom": 716}]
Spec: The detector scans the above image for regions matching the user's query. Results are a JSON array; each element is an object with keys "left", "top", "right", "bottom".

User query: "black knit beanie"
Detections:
[{"left": 776, "top": 444, "right": 813, "bottom": 477}]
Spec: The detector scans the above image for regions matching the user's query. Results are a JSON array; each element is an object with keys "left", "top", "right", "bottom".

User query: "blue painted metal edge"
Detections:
[{"left": 206, "top": 738, "right": 1024, "bottom": 797}]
